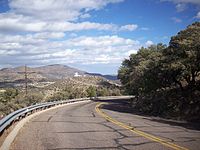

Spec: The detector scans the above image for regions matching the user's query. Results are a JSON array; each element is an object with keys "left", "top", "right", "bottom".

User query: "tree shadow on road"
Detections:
[{"left": 98, "top": 101, "right": 200, "bottom": 131}]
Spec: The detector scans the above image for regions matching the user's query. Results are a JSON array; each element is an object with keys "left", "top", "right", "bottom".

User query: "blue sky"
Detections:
[{"left": 0, "top": 0, "right": 199, "bottom": 74}]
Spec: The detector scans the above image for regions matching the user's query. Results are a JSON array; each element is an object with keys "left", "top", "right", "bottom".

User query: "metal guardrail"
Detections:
[
  {"left": 0, "top": 98, "right": 90, "bottom": 134},
  {"left": 0, "top": 96, "right": 133, "bottom": 134}
]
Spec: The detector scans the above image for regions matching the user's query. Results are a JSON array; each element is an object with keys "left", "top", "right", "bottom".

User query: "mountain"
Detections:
[
  {"left": 32, "top": 64, "right": 86, "bottom": 79},
  {"left": 86, "top": 73, "right": 118, "bottom": 80},
  {"left": 0, "top": 64, "right": 85, "bottom": 82},
  {"left": 0, "top": 64, "right": 118, "bottom": 83}
]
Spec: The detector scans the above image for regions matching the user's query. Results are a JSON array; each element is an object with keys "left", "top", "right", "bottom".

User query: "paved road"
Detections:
[{"left": 11, "top": 100, "right": 200, "bottom": 150}]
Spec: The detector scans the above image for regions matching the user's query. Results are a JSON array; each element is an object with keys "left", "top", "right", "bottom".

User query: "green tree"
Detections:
[
  {"left": 22, "top": 93, "right": 44, "bottom": 105},
  {"left": 118, "top": 44, "right": 167, "bottom": 95},
  {"left": 86, "top": 86, "right": 96, "bottom": 98},
  {"left": 0, "top": 88, "right": 19, "bottom": 103},
  {"left": 97, "top": 87, "right": 109, "bottom": 96},
  {"left": 163, "top": 22, "right": 200, "bottom": 90},
  {"left": 118, "top": 22, "right": 200, "bottom": 121}
]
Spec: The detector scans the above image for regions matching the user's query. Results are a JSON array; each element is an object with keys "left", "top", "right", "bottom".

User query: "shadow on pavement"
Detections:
[{"left": 97, "top": 99, "right": 200, "bottom": 131}]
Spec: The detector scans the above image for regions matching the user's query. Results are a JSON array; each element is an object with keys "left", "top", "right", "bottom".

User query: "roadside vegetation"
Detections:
[
  {"left": 118, "top": 22, "right": 200, "bottom": 122},
  {"left": 0, "top": 76, "right": 121, "bottom": 117}
]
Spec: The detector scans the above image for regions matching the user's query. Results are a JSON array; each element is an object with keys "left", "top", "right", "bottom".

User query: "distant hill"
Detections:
[
  {"left": 0, "top": 64, "right": 118, "bottom": 84},
  {"left": 86, "top": 73, "right": 118, "bottom": 80},
  {"left": 32, "top": 64, "right": 86, "bottom": 79},
  {"left": 0, "top": 65, "right": 121, "bottom": 117}
]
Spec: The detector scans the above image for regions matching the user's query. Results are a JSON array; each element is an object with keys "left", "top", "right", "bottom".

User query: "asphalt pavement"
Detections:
[{"left": 10, "top": 100, "right": 200, "bottom": 150}]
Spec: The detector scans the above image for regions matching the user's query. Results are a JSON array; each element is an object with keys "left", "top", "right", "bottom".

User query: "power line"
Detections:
[
  {"left": 25, "top": 65, "right": 28, "bottom": 96},
  {"left": 18, "top": 65, "right": 35, "bottom": 96}
]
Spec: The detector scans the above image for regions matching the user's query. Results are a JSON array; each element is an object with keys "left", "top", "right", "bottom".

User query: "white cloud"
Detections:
[
  {"left": 120, "top": 24, "right": 138, "bottom": 31},
  {"left": 80, "top": 13, "right": 91, "bottom": 19},
  {"left": 0, "top": 34, "right": 45, "bottom": 45},
  {"left": 0, "top": 0, "right": 141, "bottom": 69},
  {"left": 126, "top": 50, "right": 138, "bottom": 56},
  {"left": 0, "top": 0, "right": 137, "bottom": 34},
  {"left": 9, "top": 0, "right": 124, "bottom": 21},
  {"left": 0, "top": 34, "right": 141, "bottom": 66},
  {"left": 94, "top": 55, "right": 110, "bottom": 64},
  {"left": 175, "top": 3, "right": 186, "bottom": 12},
  {"left": 145, "top": 40, "right": 154, "bottom": 46},
  {"left": 0, "top": 42, "right": 22, "bottom": 50},
  {"left": 34, "top": 32, "right": 65, "bottom": 39},
  {"left": 0, "top": 49, "right": 20, "bottom": 55},
  {"left": 0, "top": 13, "right": 137, "bottom": 33},
  {"left": 46, "top": 21, "right": 116, "bottom": 32},
  {"left": 163, "top": 0, "right": 200, "bottom": 5},
  {"left": 161, "top": 0, "right": 200, "bottom": 12},
  {"left": 0, "top": 13, "right": 45, "bottom": 32},
  {"left": 195, "top": 11, "right": 200, "bottom": 19},
  {"left": 66, "top": 35, "right": 139, "bottom": 47}
]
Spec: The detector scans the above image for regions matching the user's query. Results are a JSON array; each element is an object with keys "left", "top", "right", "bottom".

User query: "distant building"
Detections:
[{"left": 74, "top": 72, "right": 82, "bottom": 77}]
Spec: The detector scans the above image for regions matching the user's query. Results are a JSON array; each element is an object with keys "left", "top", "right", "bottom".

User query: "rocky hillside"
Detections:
[
  {"left": 0, "top": 69, "right": 121, "bottom": 117},
  {"left": 0, "top": 64, "right": 118, "bottom": 83},
  {"left": 0, "top": 64, "right": 85, "bottom": 82},
  {"left": 33, "top": 64, "right": 86, "bottom": 79}
]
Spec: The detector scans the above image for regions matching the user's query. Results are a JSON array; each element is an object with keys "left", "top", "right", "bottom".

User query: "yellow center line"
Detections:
[{"left": 95, "top": 102, "right": 189, "bottom": 150}]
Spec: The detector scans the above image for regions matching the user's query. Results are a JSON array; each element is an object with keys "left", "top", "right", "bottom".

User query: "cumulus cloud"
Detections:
[
  {"left": 0, "top": 0, "right": 138, "bottom": 34},
  {"left": 0, "top": 13, "right": 137, "bottom": 33},
  {"left": 0, "top": 34, "right": 141, "bottom": 66},
  {"left": 0, "top": 50, "right": 20, "bottom": 56},
  {"left": 175, "top": 3, "right": 186, "bottom": 12},
  {"left": 0, "top": 0, "right": 141, "bottom": 69},
  {"left": 145, "top": 40, "right": 154, "bottom": 46},
  {"left": 163, "top": 0, "right": 200, "bottom": 5},
  {"left": 195, "top": 11, "right": 200, "bottom": 19},
  {"left": 34, "top": 32, "right": 65, "bottom": 39},
  {"left": 161, "top": 0, "right": 200, "bottom": 12},
  {"left": 120, "top": 24, "right": 138, "bottom": 31},
  {"left": 9, "top": 0, "right": 124, "bottom": 21},
  {"left": 65, "top": 35, "right": 139, "bottom": 47},
  {"left": 80, "top": 13, "right": 91, "bottom": 19}
]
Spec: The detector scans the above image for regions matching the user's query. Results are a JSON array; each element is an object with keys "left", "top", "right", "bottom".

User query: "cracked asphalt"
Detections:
[{"left": 11, "top": 100, "right": 200, "bottom": 150}]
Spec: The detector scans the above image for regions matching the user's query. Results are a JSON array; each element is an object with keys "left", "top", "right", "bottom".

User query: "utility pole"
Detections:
[
  {"left": 18, "top": 65, "right": 35, "bottom": 96},
  {"left": 25, "top": 65, "right": 28, "bottom": 96}
]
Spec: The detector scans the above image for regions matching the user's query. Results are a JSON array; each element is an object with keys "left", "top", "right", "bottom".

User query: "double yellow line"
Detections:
[{"left": 95, "top": 103, "right": 189, "bottom": 150}]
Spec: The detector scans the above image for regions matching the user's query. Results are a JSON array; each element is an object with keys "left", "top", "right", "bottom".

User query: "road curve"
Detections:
[{"left": 11, "top": 100, "right": 200, "bottom": 150}]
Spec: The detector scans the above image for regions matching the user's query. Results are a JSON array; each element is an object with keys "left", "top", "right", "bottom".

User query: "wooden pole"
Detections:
[{"left": 25, "top": 65, "right": 28, "bottom": 96}]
